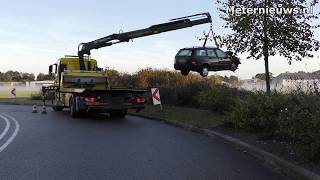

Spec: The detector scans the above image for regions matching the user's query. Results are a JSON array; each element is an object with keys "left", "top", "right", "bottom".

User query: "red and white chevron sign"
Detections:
[
  {"left": 151, "top": 88, "right": 161, "bottom": 105},
  {"left": 11, "top": 88, "right": 16, "bottom": 97}
]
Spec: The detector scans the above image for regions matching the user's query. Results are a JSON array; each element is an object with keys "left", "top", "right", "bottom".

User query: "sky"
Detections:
[{"left": 0, "top": 0, "right": 319, "bottom": 79}]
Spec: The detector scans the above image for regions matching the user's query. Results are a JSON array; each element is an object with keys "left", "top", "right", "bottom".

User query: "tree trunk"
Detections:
[
  {"left": 264, "top": 54, "right": 271, "bottom": 94},
  {"left": 263, "top": 0, "right": 271, "bottom": 94}
]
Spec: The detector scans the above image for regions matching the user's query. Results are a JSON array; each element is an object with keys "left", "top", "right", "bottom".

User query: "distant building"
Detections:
[
  {"left": 240, "top": 71, "right": 320, "bottom": 92},
  {"left": 240, "top": 78, "right": 266, "bottom": 91},
  {"left": 272, "top": 72, "right": 320, "bottom": 91}
]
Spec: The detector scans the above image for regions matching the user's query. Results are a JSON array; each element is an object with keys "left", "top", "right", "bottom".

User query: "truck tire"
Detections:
[
  {"left": 110, "top": 110, "right": 127, "bottom": 118},
  {"left": 70, "top": 96, "right": 79, "bottom": 118},
  {"left": 52, "top": 106, "right": 63, "bottom": 111}
]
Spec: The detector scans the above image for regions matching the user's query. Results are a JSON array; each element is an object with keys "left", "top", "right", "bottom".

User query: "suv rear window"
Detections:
[
  {"left": 207, "top": 49, "right": 217, "bottom": 57},
  {"left": 196, "top": 49, "right": 207, "bottom": 56},
  {"left": 177, "top": 49, "right": 192, "bottom": 56}
]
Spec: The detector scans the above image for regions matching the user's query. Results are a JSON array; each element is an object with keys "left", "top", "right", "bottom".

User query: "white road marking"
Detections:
[
  {"left": 0, "top": 113, "right": 20, "bottom": 153},
  {"left": 0, "top": 114, "right": 10, "bottom": 141}
]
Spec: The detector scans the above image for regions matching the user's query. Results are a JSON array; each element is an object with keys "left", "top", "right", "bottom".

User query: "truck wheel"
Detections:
[
  {"left": 181, "top": 70, "right": 190, "bottom": 76},
  {"left": 200, "top": 65, "right": 209, "bottom": 77},
  {"left": 52, "top": 106, "right": 63, "bottom": 111},
  {"left": 70, "top": 96, "right": 79, "bottom": 118},
  {"left": 110, "top": 110, "right": 127, "bottom": 118}
]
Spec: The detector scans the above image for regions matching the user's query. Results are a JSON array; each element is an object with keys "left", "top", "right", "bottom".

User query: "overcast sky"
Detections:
[{"left": 0, "top": 0, "right": 319, "bottom": 79}]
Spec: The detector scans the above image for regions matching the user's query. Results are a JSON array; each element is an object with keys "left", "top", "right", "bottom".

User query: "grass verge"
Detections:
[
  {"left": 0, "top": 91, "right": 34, "bottom": 98},
  {"left": 129, "top": 105, "right": 226, "bottom": 129},
  {"left": 0, "top": 98, "right": 43, "bottom": 105}
]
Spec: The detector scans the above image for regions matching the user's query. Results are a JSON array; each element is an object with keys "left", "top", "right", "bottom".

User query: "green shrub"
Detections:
[
  {"left": 175, "top": 80, "right": 211, "bottom": 106},
  {"left": 195, "top": 86, "right": 242, "bottom": 114},
  {"left": 228, "top": 92, "right": 287, "bottom": 134},
  {"left": 228, "top": 91, "right": 320, "bottom": 162},
  {"left": 276, "top": 92, "right": 320, "bottom": 161},
  {"left": 30, "top": 92, "right": 43, "bottom": 100}
]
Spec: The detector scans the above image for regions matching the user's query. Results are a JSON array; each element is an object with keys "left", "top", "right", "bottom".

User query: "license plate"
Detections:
[{"left": 179, "top": 59, "right": 187, "bottom": 63}]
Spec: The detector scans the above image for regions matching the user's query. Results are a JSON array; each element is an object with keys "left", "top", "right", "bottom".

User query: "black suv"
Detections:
[{"left": 174, "top": 47, "right": 241, "bottom": 77}]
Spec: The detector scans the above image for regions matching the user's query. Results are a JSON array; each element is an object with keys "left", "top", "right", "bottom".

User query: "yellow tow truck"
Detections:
[
  {"left": 43, "top": 13, "right": 212, "bottom": 118},
  {"left": 45, "top": 56, "right": 146, "bottom": 117}
]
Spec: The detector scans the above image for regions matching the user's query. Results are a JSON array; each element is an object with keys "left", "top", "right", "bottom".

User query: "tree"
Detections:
[
  {"left": 36, "top": 73, "right": 54, "bottom": 81},
  {"left": 5, "top": 71, "right": 21, "bottom": 81},
  {"left": 229, "top": 75, "right": 240, "bottom": 87},
  {"left": 104, "top": 67, "right": 122, "bottom": 87},
  {"left": 222, "top": 75, "right": 240, "bottom": 87},
  {"left": 217, "top": 0, "right": 319, "bottom": 93},
  {"left": 254, "top": 73, "right": 274, "bottom": 80},
  {"left": 0, "top": 72, "right": 10, "bottom": 82},
  {"left": 21, "top": 73, "right": 35, "bottom": 81}
]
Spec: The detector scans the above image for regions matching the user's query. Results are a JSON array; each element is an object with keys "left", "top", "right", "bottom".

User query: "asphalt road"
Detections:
[{"left": 0, "top": 104, "right": 290, "bottom": 180}]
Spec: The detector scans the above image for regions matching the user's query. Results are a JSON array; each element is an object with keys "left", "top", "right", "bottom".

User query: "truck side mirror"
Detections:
[{"left": 49, "top": 65, "right": 53, "bottom": 76}]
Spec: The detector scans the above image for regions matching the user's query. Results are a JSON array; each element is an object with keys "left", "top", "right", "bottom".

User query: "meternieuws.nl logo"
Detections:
[{"left": 227, "top": 4, "right": 313, "bottom": 15}]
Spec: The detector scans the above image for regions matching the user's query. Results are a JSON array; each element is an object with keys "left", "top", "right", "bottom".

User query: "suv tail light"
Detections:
[
  {"left": 135, "top": 97, "right": 145, "bottom": 103},
  {"left": 85, "top": 98, "right": 97, "bottom": 103},
  {"left": 192, "top": 57, "right": 197, "bottom": 64}
]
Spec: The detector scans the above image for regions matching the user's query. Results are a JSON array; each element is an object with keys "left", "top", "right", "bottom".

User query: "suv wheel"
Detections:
[
  {"left": 231, "top": 63, "right": 238, "bottom": 72},
  {"left": 200, "top": 66, "right": 209, "bottom": 77},
  {"left": 181, "top": 70, "right": 190, "bottom": 76}
]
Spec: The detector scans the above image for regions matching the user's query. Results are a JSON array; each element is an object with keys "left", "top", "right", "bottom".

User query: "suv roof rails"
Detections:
[{"left": 182, "top": 46, "right": 218, "bottom": 49}]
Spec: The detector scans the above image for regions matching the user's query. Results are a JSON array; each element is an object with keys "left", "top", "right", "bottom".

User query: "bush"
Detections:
[
  {"left": 30, "top": 92, "right": 43, "bottom": 100},
  {"left": 228, "top": 92, "right": 287, "bottom": 134},
  {"left": 228, "top": 91, "right": 320, "bottom": 162},
  {"left": 276, "top": 92, "right": 320, "bottom": 161},
  {"left": 195, "top": 86, "right": 243, "bottom": 114}
]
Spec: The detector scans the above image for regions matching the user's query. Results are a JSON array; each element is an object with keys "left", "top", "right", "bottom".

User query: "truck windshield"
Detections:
[{"left": 177, "top": 49, "right": 192, "bottom": 56}]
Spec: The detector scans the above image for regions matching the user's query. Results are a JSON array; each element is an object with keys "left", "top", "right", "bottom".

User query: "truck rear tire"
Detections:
[
  {"left": 110, "top": 110, "right": 127, "bottom": 118},
  {"left": 70, "top": 96, "right": 79, "bottom": 118}
]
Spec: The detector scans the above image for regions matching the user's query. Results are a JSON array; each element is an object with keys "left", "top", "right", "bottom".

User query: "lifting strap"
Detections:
[{"left": 196, "top": 23, "right": 220, "bottom": 48}]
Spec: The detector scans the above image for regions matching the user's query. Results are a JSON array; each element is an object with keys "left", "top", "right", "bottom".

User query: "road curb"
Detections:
[{"left": 129, "top": 113, "right": 320, "bottom": 180}]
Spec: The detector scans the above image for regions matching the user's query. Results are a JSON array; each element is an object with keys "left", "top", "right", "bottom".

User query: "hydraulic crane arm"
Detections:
[{"left": 77, "top": 13, "right": 212, "bottom": 70}]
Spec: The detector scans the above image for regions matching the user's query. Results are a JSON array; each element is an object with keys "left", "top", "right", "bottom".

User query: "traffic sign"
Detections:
[
  {"left": 11, "top": 88, "right": 16, "bottom": 97},
  {"left": 151, "top": 88, "right": 161, "bottom": 105}
]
